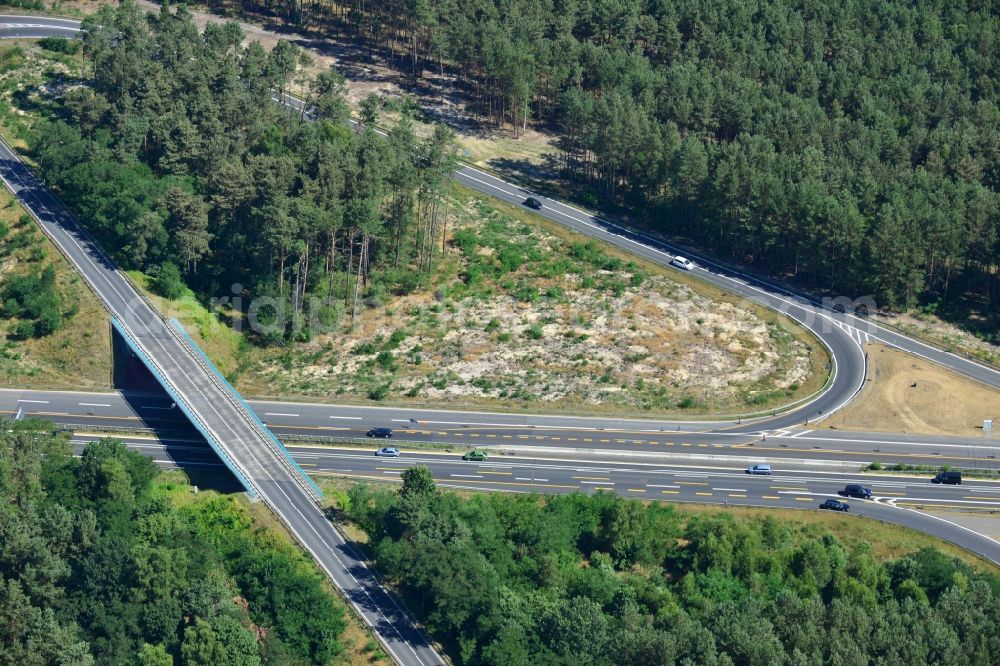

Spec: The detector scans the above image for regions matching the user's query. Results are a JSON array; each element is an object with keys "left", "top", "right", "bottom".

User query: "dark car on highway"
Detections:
[
  {"left": 932, "top": 471, "right": 962, "bottom": 485},
  {"left": 841, "top": 484, "right": 872, "bottom": 499},
  {"left": 522, "top": 197, "right": 542, "bottom": 210},
  {"left": 366, "top": 427, "right": 393, "bottom": 439},
  {"left": 820, "top": 499, "right": 850, "bottom": 512}
]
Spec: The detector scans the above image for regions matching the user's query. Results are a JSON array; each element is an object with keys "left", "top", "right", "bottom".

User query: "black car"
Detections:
[
  {"left": 366, "top": 427, "right": 393, "bottom": 439},
  {"left": 932, "top": 471, "right": 962, "bottom": 485},
  {"left": 522, "top": 197, "right": 542, "bottom": 210},
  {"left": 820, "top": 499, "right": 850, "bottom": 512},
  {"left": 841, "top": 484, "right": 872, "bottom": 499}
]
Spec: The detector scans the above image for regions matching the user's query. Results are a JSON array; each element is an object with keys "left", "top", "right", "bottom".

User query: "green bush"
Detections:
[
  {"left": 525, "top": 323, "right": 543, "bottom": 340},
  {"left": 153, "top": 261, "right": 186, "bottom": 299},
  {"left": 38, "top": 37, "right": 81, "bottom": 55}
]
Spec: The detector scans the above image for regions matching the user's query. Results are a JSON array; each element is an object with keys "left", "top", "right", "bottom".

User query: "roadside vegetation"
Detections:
[
  {"left": 339, "top": 468, "right": 1000, "bottom": 665},
  {"left": 0, "top": 188, "right": 110, "bottom": 388},
  {"left": 166, "top": 0, "right": 1000, "bottom": 347},
  {"left": 0, "top": 419, "right": 348, "bottom": 664},
  {"left": 0, "top": 3, "right": 824, "bottom": 414}
]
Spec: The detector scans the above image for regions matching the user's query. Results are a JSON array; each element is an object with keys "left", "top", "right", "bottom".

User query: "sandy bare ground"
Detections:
[{"left": 825, "top": 343, "right": 1000, "bottom": 437}]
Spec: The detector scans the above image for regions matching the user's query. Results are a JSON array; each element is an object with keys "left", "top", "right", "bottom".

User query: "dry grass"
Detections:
[
  {"left": 0, "top": 190, "right": 111, "bottom": 389},
  {"left": 824, "top": 343, "right": 1000, "bottom": 437}
]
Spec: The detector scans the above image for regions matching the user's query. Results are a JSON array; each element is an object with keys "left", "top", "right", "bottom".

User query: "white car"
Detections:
[
  {"left": 745, "top": 464, "right": 772, "bottom": 475},
  {"left": 671, "top": 256, "right": 694, "bottom": 270}
]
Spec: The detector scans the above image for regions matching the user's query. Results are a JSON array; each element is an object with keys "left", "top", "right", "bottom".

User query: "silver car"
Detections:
[{"left": 671, "top": 256, "right": 694, "bottom": 270}]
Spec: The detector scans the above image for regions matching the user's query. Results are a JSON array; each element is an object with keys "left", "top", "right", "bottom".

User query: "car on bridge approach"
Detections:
[
  {"left": 745, "top": 463, "right": 772, "bottom": 475},
  {"left": 375, "top": 447, "right": 400, "bottom": 457},
  {"left": 522, "top": 197, "right": 542, "bottom": 210},
  {"left": 367, "top": 427, "right": 393, "bottom": 438}
]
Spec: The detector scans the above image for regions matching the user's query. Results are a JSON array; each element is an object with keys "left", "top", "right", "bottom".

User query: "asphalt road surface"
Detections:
[
  {"left": 5, "top": 388, "right": 999, "bottom": 471},
  {"left": 69, "top": 432, "right": 1000, "bottom": 567}
]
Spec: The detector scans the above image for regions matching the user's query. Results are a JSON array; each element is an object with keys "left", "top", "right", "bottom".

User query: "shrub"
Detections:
[
  {"left": 385, "top": 329, "right": 407, "bottom": 349},
  {"left": 38, "top": 37, "right": 81, "bottom": 55},
  {"left": 153, "top": 261, "right": 186, "bottom": 299},
  {"left": 9, "top": 320, "right": 35, "bottom": 340},
  {"left": 525, "top": 324, "right": 543, "bottom": 340},
  {"left": 484, "top": 318, "right": 500, "bottom": 332}
]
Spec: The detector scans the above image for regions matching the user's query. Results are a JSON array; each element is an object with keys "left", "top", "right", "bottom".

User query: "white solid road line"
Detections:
[
  {"left": 265, "top": 412, "right": 300, "bottom": 417},
  {"left": 79, "top": 402, "right": 111, "bottom": 407},
  {"left": 329, "top": 415, "right": 362, "bottom": 419},
  {"left": 17, "top": 399, "right": 48, "bottom": 403}
]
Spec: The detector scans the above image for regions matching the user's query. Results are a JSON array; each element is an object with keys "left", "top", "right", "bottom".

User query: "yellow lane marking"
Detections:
[
  {"left": 794, "top": 497, "right": 813, "bottom": 502},
  {"left": 661, "top": 490, "right": 679, "bottom": 494},
  {"left": 471, "top": 433, "right": 480, "bottom": 437},
  {"left": 314, "top": 471, "right": 578, "bottom": 490},
  {"left": 966, "top": 496, "right": 1000, "bottom": 500},
  {"left": 551, "top": 437, "right": 560, "bottom": 441},
  {"left": 600, "top": 439, "right": 610, "bottom": 443},
  {"left": 762, "top": 495, "right": 780, "bottom": 499},
  {"left": 628, "top": 488, "right": 646, "bottom": 493},
  {"left": 298, "top": 463, "right": 317, "bottom": 467},
  {"left": 695, "top": 492, "right": 713, "bottom": 496},
  {"left": 486, "top": 434, "right": 496, "bottom": 438},
  {"left": 583, "top": 438, "right": 593, "bottom": 442},
  {"left": 728, "top": 494, "right": 746, "bottom": 498},
  {"left": 677, "top": 481, "right": 708, "bottom": 486},
  {"left": 518, "top": 435, "right": 529, "bottom": 439},
  {"left": 568, "top": 438, "right": 577, "bottom": 442},
  {"left": 502, "top": 435, "right": 512, "bottom": 439},
  {"left": 698, "top": 444, "right": 708, "bottom": 448},
  {"left": 681, "top": 443, "right": 691, "bottom": 447},
  {"left": 437, "top": 431, "right": 448, "bottom": 435},
  {"left": 742, "top": 445, "right": 984, "bottom": 462}
]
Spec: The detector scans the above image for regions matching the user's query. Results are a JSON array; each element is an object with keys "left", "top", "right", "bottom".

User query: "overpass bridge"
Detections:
[{"left": 0, "top": 135, "right": 443, "bottom": 665}]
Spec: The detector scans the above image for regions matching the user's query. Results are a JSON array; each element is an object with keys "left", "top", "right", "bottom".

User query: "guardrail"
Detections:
[
  {"left": 111, "top": 317, "right": 262, "bottom": 498},
  {"left": 169, "top": 319, "right": 324, "bottom": 501}
]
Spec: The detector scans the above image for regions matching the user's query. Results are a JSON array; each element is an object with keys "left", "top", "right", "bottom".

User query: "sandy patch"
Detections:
[{"left": 824, "top": 343, "right": 1000, "bottom": 437}]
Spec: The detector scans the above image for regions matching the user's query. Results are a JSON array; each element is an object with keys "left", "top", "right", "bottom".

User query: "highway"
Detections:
[
  {"left": 3, "top": 11, "right": 1000, "bottom": 650},
  {"left": 68, "top": 432, "right": 1000, "bottom": 567},
  {"left": 4, "top": 388, "right": 999, "bottom": 471}
]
